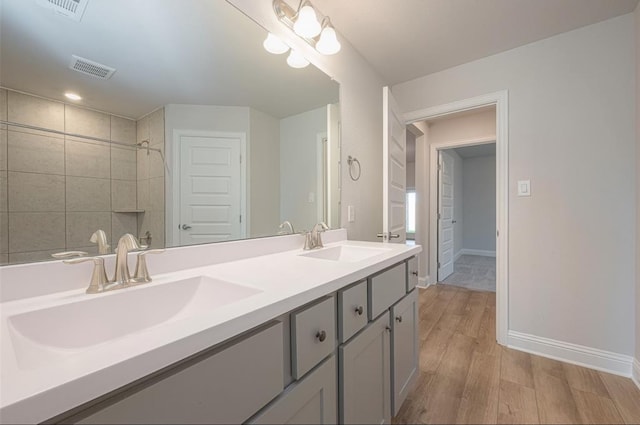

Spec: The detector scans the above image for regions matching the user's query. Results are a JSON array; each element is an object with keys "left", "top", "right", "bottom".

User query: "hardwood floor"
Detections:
[{"left": 393, "top": 285, "right": 640, "bottom": 424}]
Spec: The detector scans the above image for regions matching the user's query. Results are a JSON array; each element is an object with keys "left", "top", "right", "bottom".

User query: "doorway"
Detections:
[{"left": 437, "top": 143, "right": 496, "bottom": 292}]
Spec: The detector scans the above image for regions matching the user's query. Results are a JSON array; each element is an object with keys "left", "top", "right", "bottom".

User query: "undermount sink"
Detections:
[
  {"left": 300, "top": 245, "right": 391, "bottom": 262},
  {"left": 7, "top": 276, "right": 261, "bottom": 369}
]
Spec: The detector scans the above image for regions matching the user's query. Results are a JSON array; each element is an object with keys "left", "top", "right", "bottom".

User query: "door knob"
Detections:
[
  {"left": 389, "top": 233, "right": 400, "bottom": 239},
  {"left": 452, "top": 220, "right": 457, "bottom": 224},
  {"left": 181, "top": 224, "right": 192, "bottom": 230},
  {"left": 411, "top": 271, "right": 418, "bottom": 276}
]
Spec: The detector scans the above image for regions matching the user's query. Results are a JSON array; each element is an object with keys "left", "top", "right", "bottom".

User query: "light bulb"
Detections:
[
  {"left": 316, "top": 26, "right": 341, "bottom": 55},
  {"left": 287, "top": 50, "right": 310, "bottom": 68},
  {"left": 293, "top": 5, "right": 321, "bottom": 38},
  {"left": 263, "top": 33, "right": 289, "bottom": 54},
  {"left": 64, "top": 92, "right": 82, "bottom": 101}
]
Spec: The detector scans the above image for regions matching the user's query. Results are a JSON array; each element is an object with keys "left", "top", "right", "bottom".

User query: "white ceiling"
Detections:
[
  {"left": 454, "top": 143, "right": 496, "bottom": 159},
  {"left": 313, "top": 0, "right": 639, "bottom": 85},
  {"left": 0, "top": 0, "right": 339, "bottom": 119}
]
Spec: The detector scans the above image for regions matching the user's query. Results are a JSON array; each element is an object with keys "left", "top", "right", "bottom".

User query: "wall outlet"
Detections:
[
  {"left": 517, "top": 180, "right": 531, "bottom": 197},
  {"left": 348, "top": 205, "right": 355, "bottom": 222}
]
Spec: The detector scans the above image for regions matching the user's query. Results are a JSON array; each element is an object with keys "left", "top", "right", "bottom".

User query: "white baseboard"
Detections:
[
  {"left": 633, "top": 358, "right": 640, "bottom": 390},
  {"left": 460, "top": 248, "right": 496, "bottom": 257},
  {"left": 454, "top": 250, "right": 463, "bottom": 262},
  {"left": 508, "top": 330, "right": 633, "bottom": 377}
]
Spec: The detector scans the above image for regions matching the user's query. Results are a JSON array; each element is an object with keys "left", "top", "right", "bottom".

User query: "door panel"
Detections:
[
  {"left": 438, "top": 151, "right": 454, "bottom": 281},
  {"left": 382, "top": 87, "right": 406, "bottom": 243}
]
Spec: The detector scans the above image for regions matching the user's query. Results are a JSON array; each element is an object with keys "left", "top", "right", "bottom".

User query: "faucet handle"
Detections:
[
  {"left": 63, "top": 257, "right": 109, "bottom": 294},
  {"left": 134, "top": 249, "right": 165, "bottom": 283},
  {"left": 52, "top": 251, "right": 88, "bottom": 259},
  {"left": 303, "top": 231, "right": 314, "bottom": 250}
]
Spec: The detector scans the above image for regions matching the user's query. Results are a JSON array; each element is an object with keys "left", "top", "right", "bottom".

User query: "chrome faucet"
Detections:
[
  {"left": 112, "top": 233, "right": 142, "bottom": 285},
  {"left": 304, "top": 222, "right": 329, "bottom": 250},
  {"left": 90, "top": 229, "right": 110, "bottom": 255},
  {"left": 278, "top": 221, "right": 295, "bottom": 235}
]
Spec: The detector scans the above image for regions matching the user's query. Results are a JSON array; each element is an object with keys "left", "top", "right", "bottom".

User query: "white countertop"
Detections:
[{"left": 0, "top": 239, "right": 420, "bottom": 424}]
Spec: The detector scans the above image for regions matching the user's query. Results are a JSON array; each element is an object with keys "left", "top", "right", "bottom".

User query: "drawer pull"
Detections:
[
  {"left": 385, "top": 326, "right": 391, "bottom": 332},
  {"left": 395, "top": 315, "right": 403, "bottom": 323},
  {"left": 355, "top": 306, "right": 364, "bottom": 316},
  {"left": 411, "top": 271, "right": 418, "bottom": 276},
  {"left": 316, "top": 330, "right": 327, "bottom": 342}
]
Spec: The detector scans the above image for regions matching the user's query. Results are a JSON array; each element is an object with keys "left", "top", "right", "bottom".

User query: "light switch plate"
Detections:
[
  {"left": 348, "top": 205, "right": 355, "bottom": 222},
  {"left": 517, "top": 180, "right": 531, "bottom": 197}
]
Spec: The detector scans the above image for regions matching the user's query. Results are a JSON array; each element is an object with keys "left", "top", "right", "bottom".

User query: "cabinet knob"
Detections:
[
  {"left": 395, "top": 316, "right": 403, "bottom": 323},
  {"left": 355, "top": 306, "right": 364, "bottom": 316},
  {"left": 316, "top": 330, "right": 327, "bottom": 342},
  {"left": 385, "top": 326, "right": 391, "bottom": 332},
  {"left": 411, "top": 271, "right": 418, "bottom": 276}
]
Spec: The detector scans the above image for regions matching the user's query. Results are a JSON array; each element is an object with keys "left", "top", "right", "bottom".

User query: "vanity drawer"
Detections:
[
  {"left": 291, "top": 296, "right": 336, "bottom": 380},
  {"left": 338, "top": 280, "right": 368, "bottom": 343},
  {"left": 368, "top": 262, "right": 406, "bottom": 320},
  {"left": 407, "top": 256, "right": 418, "bottom": 292}
]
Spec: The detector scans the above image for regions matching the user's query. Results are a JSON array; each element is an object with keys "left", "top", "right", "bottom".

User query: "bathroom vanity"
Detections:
[{"left": 0, "top": 231, "right": 421, "bottom": 424}]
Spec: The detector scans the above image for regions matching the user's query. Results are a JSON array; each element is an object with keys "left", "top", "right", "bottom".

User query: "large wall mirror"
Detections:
[{"left": 0, "top": 0, "right": 341, "bottom": 265}]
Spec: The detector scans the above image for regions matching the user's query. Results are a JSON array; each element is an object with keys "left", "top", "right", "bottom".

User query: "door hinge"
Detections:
[
  {"left": 240, "top": 214, "right": 242, "bottom": 223},
  {"left": 438, "top": 163, "right": 442, "bottom": 171},
  {"left": 438, "top": 262, "right": 441, "bottom": 268},
  {"left": 438, "top": 213, "right": 441, "bottom": 219},
  {"left": 497, "top": 229, "right": 499, "bottom": 237},
  {"left": 240, "top": 154, "right": 242, "bottom": 164}
]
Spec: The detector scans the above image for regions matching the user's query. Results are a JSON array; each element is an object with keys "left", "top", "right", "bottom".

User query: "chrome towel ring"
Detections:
[{"left": 347, "top": 155, "right": 361, "bottom": 181}]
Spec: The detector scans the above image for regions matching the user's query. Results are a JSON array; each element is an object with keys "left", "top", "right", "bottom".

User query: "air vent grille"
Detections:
[
  {"left": 36, "top": 0, "right": 89, "bottom": 21},
  {"left": 69, "top": 55, "right": 116, "bottom": 80}
]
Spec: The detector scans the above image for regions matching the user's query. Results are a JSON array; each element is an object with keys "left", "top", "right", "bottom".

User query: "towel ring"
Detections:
[{"left": 347, "top": 155, "right": 361, "bottom": 181}]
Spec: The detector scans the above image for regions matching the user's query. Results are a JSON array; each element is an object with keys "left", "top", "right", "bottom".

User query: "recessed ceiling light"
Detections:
[{"left": 64, "top": 92, "right": 82, "bottom": 101}]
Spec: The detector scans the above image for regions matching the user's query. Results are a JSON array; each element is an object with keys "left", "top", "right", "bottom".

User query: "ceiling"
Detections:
[
  {"left": 0, "top": 0, "right": 339, "bottom": 119},
  {"left": 313, "top": 0, "right": 639, "bottom": 85},
  {"left": 454, "top": 143, "right": 496, "bottom": 159}
]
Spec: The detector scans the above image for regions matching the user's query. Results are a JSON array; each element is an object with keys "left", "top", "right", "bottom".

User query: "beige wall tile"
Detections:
[
  {"left": 111, "top": 146, "right": 137, "bottom": 180},
  {"left": 112, "top": 179, "right": 137, "bottom": 211},
  {"left": 0, "top": 171, "right": 6, "bottom": 212},
  {"left": 66, "top": 212, "right": 111, "bottom": 248},
  {"left": 66, "top": 176, "right": 110, "bottom": 211},
  {"left": 149, "top": 176, "right": 164, "bottom": 212},
  {"left": 136, "top": 115, "right": 149, "bottom": 144},
  {"left": 66, "top": 139, "right": 110, "bottom": 178},
  {"left": 8, "top": 130, "right": 65, "bottom": 175},
  {"left": 7, "top": 91, "right": 64, "bottom": 132},
  {"left": 9, "top": 249, "right": 66, "bottom": 264},
  {"left": 137, "top": 178, "right": 149, "bottom": 211},
  {"left": 65, "top": 105, "right": 110, "bottom": 139},
  {"left": 112, "top": 212, "right": 138, "bottom": 244},
  {"left": 148, "top": 147, "right": 165, "bottom": 179},
  {"left": 149, "top": 108, "right": 164, "bottom": 147},
  {"left": 9, "top": 212, "right": 65, "bottom": 252},
  {"left": 0, "top": 129, "right": 6, "bottom": 171},
  {"left": 138, "top": 210, "right": 164, "bottom": 249},
  {"left": 0, "top": 89, "right": 7, "bottom": 125},
  {"left": 0, "top": 212, "right": 7, "bottom": 254},
  {"left": 8, "top": 171, "right": 65, "bottom": 212},
  {"left": 137, "top": 148, "right": 149, "bottom": 180},
  {"left": 111, "top": 116, "right": 136, "bottom": 145},
  {"left": 0, "top": 253, "right": 7, "bottom": 265}
]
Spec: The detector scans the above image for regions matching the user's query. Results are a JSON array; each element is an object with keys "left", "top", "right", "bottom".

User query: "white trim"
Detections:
[
  {"left": 404, "top": 89, "right": 509, "bottom": 345},
  {"left": 170, "top": 129, "right": 247, "bottom": 246},
  {"left": 508, "top": 330, "right": 633, "bottom": 377},
  {"left": 454, "top": 250, "right": 463, "bottom": 262},
  {"left": 459, "top": 248, "right": 496, "bottom": 257},
  {"left": 633, "top": 358, "right": 640, "bottom": 390},
  {"left": 417, "top": 276, "right": 430, "bottom": 288}
]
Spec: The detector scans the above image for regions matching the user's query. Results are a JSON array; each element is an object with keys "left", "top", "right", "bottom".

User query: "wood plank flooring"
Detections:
[{"left": 393, "top": 285, "right": 640, "bottom": 424}]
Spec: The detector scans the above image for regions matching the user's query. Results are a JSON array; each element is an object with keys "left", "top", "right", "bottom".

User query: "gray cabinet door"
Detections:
[
  {"left": 391, "top": 289, "right": 419, "bottom": 416},
  {"left": 249, "top": 355, "right": 337, "bottom": 425},
  {"left": 339, "top": 313, "right": 391, "bottom": 425}
]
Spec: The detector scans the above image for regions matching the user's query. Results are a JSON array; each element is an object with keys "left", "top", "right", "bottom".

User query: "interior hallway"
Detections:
[
  {"left": 441, "top": 254, "right": 496, "bottom": 292},
  {"left": 393, "top": 285, "right": 640, "bottom": 424}
]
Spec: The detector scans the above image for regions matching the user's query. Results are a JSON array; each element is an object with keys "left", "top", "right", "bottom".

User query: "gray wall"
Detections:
[
  {"left": 462, "top": 155, "right": 496, "bottom": 252},
  {"left": 635, "top": 3, "right": 640, "bottom": 367},
  {"left": 394, "top": 14, "right": 635, "bottom": 356}
]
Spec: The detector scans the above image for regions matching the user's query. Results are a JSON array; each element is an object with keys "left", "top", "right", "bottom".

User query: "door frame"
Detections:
[
  {"left": 169, "top": 129, "right": 247, "bottom": 246},
  {"left": 404, "top": 90, "right": 509, "bottom": 345}
]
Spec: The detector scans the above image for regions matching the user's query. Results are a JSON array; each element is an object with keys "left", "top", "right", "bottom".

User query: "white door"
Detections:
[
  {"left": 382, "top": 86, "right": 406, "bottom": 243},
  {"left": 438, "top": 151, "right": 455, "bottom": 281},
  {"left": 179, "top": 134, "right": 243, "bottom": 246}
]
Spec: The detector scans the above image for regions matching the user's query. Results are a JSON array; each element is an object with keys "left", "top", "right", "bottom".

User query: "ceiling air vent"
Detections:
[
  {"left": 69, "top": 55, "right": 116, "bottom": 80},
  {"left": 36, "top": 0, "right": 89, "bottom": 22}
]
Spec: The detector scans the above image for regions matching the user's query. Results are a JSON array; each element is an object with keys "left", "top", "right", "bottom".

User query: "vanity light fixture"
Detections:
[
  {"left": 287, "top": 49, "right": 310, "bottom": 68},
  {"left": 263, "top": 33, "right": 289, "bottom": 54},
  {"left": 271, "top": 0, "right": 341, "bottom": 56},
  {"left": 64, "top": 92, "right": 82, "bottom": 101}
]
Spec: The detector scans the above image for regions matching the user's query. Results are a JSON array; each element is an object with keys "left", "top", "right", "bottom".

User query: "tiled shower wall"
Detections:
[
  {"left": 136, "top": 108, "right": 165, "bottom": 249},
  {"left": 0, "top": 89, "right": 139, "bottom": 264}
]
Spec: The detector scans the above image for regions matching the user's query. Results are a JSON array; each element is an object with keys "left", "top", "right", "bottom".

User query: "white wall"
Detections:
[
  {"left": 635, "top": 2, "right": 640, "bottom": 371},
  {"left": 462, "top": 155, "right": 496, "bottom": 253},
  {"left": 280, "top": 106, "right": 327, "bottom": 232},
  {"left": 394, "top": 15, "right": 635, "bottom": 356},
  {"left": 249, "top": 108, "right": 280, "bottom": 237},
  {"left": 228, "top": 0, "right": 386, "bottom": 241}
]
